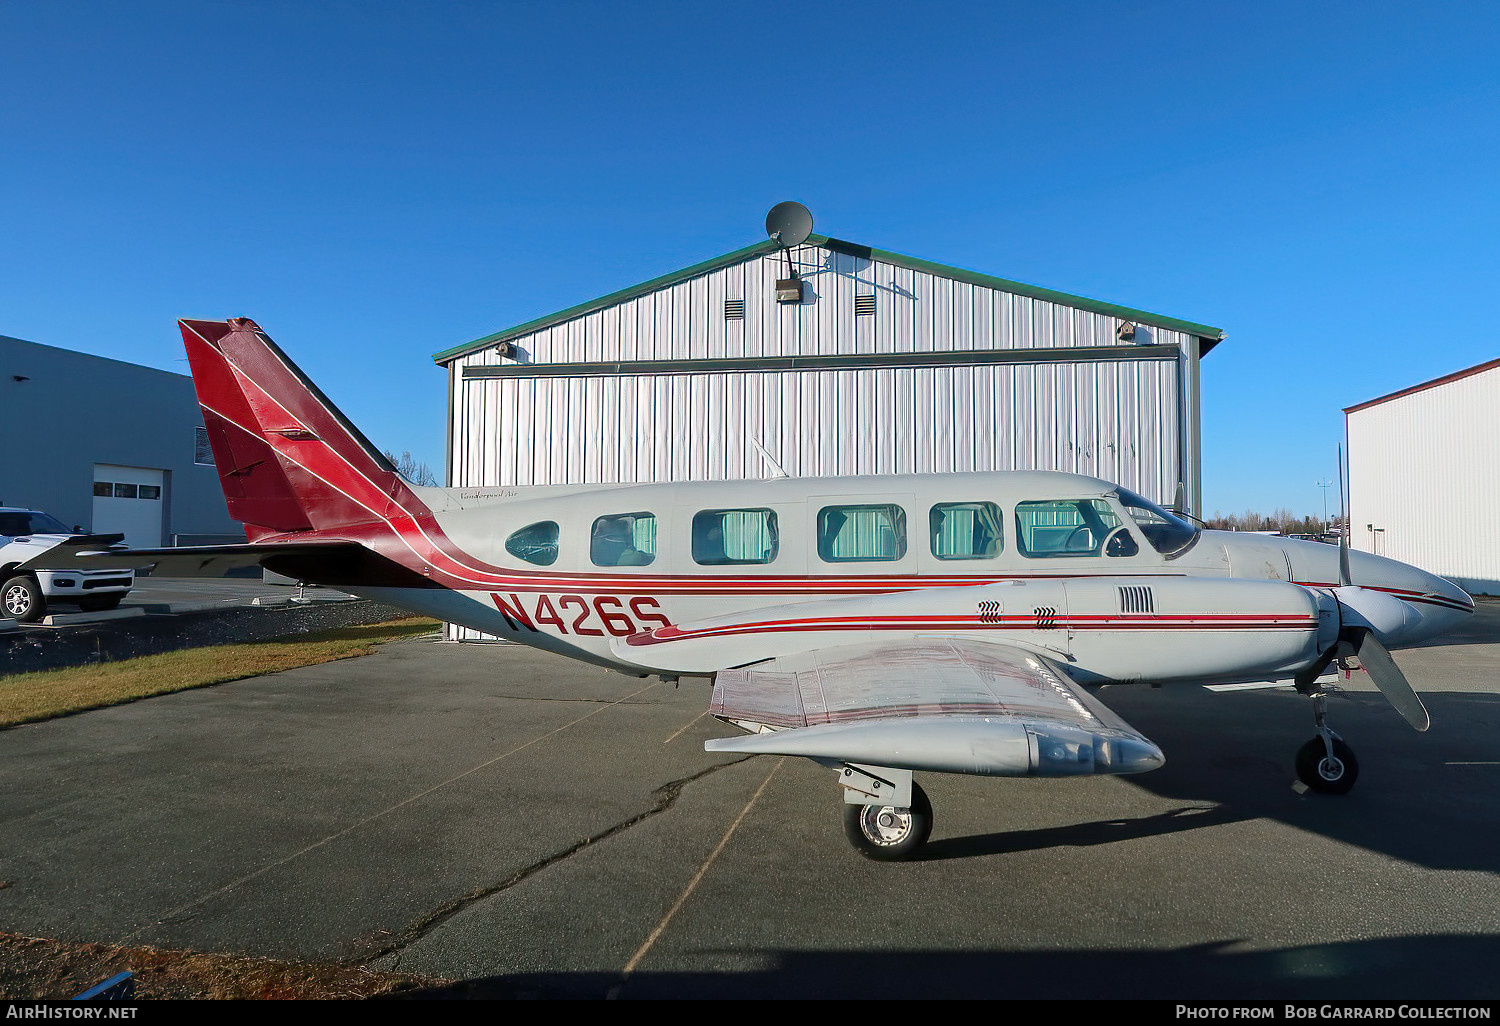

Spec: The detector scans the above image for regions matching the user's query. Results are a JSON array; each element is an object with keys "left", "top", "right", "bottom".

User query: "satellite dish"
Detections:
[{"left": 765, "top": 201, "right": 813, "bottom": 248}]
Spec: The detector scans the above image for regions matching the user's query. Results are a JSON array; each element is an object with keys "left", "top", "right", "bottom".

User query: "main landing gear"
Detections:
[{"left": 837, "top": 764, "right": 933, "bottom": 861}]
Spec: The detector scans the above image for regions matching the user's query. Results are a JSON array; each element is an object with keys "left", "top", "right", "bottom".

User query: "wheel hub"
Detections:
[
  {"left": 4, "top": 586, "right": 28, "bottom": 616},
  {"left": 859, "top": 805, "right": 913, "bottom": 845}
]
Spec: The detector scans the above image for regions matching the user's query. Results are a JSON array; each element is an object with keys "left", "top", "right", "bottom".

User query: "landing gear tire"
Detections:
[
  {"left": 1296, "top": 737, "right": 1359, "bottom": 794},
  {"left": 843, "top": 781, "right": 933, "bottom": 861},
  {"left": 2, "top": 576, "right": 45, "bottom": 623}
]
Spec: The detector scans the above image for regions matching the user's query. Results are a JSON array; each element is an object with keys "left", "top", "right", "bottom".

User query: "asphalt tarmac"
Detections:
[{"left": 1, "top": 604, "right": 1497, "bottom": 1000}]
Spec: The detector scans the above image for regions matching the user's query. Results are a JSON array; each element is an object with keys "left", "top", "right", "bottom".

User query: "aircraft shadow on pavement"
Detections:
[
  {"left": 393, "top": 932, "right": 1500, "bottom": 1000},
  {"left": 917, "top": 803, "right": 1248, "bottom": 860},
  {"left": 1082, "top": 685, "right": 1500, "bottom": 874}
]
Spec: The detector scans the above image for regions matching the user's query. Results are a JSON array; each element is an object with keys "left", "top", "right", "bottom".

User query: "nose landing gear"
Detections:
[
  {"left": 1293, "top": 640, "right": 1361, "bottom": 795},
  {"left": 1295, "top": 693, "right": 1360, "bottom": 794}
]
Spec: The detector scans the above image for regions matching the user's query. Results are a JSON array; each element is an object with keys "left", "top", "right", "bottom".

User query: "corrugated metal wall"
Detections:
[
  {"left": 448, "top": 244, "right": 1191, "bottom": 503},
  {"left": 455, "top": 361, "right": 1180, "bottom": 499},
  {"left": 444, "top": 244, "right": 1198, "bottom": 640},
  {"left": 1348, "top": 365, "right": 1500, "bottom": 593}
]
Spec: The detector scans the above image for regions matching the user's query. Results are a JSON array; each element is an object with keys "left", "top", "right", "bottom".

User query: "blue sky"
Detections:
[{"left": 3, "top": 1, "right": 1496, "bottom": 517}]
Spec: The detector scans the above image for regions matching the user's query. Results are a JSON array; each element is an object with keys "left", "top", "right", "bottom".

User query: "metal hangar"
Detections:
[
  {"left": 433, "top": 225, "right": 1224, "bottom": 518},
  {"left": 431, "top": 216, "right": 1224, "bottom": 640},
  {"left": 1, "top": 333, "right": 239, "bottom": 548}
]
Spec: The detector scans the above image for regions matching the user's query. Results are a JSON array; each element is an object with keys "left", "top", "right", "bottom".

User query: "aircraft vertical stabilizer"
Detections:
[{"left": 179, "top": 318, "right": 427, "bottom": 539}]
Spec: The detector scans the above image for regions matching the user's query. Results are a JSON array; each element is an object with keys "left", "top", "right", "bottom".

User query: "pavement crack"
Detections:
[
  {"left": 349, "top": 755, "right": 753, "bottom": 966},
  {"left": 494, "top": 695, "right": 658, "bottom": 705}
]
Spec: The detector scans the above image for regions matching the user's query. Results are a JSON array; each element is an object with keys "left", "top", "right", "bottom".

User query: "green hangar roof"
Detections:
[{"left": 432, "top": 234, "right": 1225, "bottom": 365}]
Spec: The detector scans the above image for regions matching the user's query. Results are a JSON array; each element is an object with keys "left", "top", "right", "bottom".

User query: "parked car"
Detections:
[{"left": 0, "top": 508, "right": 135, "bottom": 622}]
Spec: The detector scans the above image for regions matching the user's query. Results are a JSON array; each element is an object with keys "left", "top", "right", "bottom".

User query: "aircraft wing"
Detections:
[
  {"left": 705, "top": 638, "right": 1164, "bottom": 778},
  {"left": 17, "top": 539, "right": 366, "bottom": 579}
]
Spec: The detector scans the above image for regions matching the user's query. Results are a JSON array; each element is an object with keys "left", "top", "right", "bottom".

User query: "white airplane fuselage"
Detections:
[{"left": 316, "top": 470, "right": 1472, "bottom": 687}]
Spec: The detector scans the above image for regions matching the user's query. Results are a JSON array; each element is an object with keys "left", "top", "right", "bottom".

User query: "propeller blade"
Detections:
[{"left": 1352, "top": 629, "right": 1430, "bottom": 732}]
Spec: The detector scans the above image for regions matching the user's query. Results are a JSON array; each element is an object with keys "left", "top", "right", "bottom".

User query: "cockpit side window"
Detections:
[
  {"left": 1116, "top": 489, "right": 1200, "bottom": 556},
  {"left": 505, "top": 520, "right": 560, "bottom": 566},
  {"left": 930, "top": 502, "right": 1003, "bottom": 559},
  {"left": 591, "top": 512, "right": 657, "bottom": 567},
  {"left": 1015, "top": 499, "right": 1135, "bottom": 558}
]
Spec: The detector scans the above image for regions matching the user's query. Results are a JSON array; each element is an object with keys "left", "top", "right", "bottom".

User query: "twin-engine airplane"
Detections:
[{"left": 27, "top": 318, "right": 1475, "bottom": 859}]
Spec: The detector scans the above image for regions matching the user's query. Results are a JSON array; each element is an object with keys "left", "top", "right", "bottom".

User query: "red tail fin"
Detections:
[{"left": 180, "top": 318, "right": 428, "bottom": 540}]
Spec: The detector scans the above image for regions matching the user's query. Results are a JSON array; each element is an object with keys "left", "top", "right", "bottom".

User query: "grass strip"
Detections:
[
  {"left": 0, "top": 929, "right": 444, "bottom": 999},
  {"left": 0, "top": 618, "right": 440, "bottom": 728}
]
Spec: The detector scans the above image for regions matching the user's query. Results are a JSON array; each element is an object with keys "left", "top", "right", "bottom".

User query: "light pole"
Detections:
[{"left": 1316, "top": 479, "right": 1333, "bottom": 533}]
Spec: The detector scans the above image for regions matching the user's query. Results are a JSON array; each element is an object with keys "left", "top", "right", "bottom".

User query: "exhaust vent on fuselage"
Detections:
[{"left": 1118, "top": 585, "right": 1155, "bottom": 614}]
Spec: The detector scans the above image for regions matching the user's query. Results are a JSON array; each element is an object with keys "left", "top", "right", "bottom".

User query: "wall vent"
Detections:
[
  {"left": 724, "top": 298, "right": 745, "bottom": 320},
  {"left": 855, "top": 293, "right": 876, "bottom": 317},
  {"left": 1118, "top": 585, "right": 1155, "bottom": 614}
]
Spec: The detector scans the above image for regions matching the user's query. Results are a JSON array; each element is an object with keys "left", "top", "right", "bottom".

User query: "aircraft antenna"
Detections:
[{"left": 748, "top": 436, "right": 789, "bottom": 478}]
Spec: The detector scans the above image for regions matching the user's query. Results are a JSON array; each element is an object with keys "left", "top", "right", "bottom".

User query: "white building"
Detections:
[
  {"left": 435, "top": 234, "right": 1222, "bottom": 505},
  {"left": 1346, "top": 357, "right": 1500, "bottom": 596},
  {"left": 433, "top": 233, "right": 1224, "bottom": 640}
]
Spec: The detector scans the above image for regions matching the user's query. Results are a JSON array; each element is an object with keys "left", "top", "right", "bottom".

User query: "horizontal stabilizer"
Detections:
[
  {"left": 12, "top": 533, "right": 125, "bottom": 573},
  {"left": 18, "top": 540, "right": 364, "bottom": 579}
]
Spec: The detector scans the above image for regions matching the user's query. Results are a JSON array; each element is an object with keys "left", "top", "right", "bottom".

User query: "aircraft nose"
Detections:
[
  {"left": 1427, "top": 573, "right": 1475, "bottom": 620},
  {"left": 1337, "top": 550, "right": 1473, "bottom": 644},
  {"left": 1401, "top": 568, "right": 1474, "bottom": 643}
]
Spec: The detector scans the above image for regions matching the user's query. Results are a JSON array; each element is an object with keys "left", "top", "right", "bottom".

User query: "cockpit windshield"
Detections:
[{"left": 1116, "top": 489, "right": 1199, "bottom": 556}]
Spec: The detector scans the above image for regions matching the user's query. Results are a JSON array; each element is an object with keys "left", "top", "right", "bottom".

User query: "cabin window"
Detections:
[
  {"left": 693, "top": 509, "right": 779, "bottom": 565},
  {"left": 817, "top": 504, "right": 907, "bottom": 563},
  {"left": 505, "top": 521, "right": 560, "bottom": 566},
  {"left": 1015, "top": 499, "right": 1136, "bottom": 558},
  {"left": 930, "top": 502, "right": 1003, "bottom": 559},
  {"left": 591, "top": 512, "right": 657, "bottom": 567}
]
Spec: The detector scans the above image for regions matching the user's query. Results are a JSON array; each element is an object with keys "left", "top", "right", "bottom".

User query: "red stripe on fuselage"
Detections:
[{"left": 625, "top": 613, "right": 1319, "bottom": 647}]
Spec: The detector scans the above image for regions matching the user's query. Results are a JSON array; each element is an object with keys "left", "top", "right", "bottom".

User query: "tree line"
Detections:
[{"left": 1204, "top": 509, "right": 1343, "bottom": 536}]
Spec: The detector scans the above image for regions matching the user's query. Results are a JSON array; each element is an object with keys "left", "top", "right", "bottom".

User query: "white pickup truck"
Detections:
[{"left": 0, "top": 508, "right": 135, "bottom": 622}]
